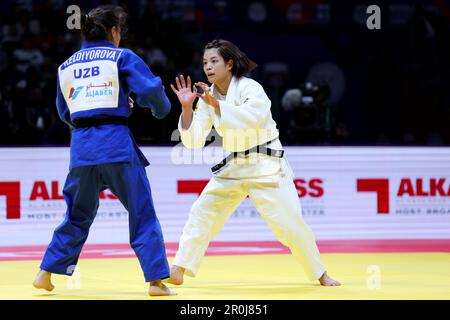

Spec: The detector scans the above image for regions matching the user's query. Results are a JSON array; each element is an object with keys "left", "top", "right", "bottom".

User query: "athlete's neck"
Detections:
[{"left": 215, "top": 74, "right": 232, "bottom": 96}]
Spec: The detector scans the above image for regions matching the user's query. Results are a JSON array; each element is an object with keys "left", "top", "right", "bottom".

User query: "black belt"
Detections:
[
  {"left": 73, "top": 116, "right": 128, "bottom": 128},
  {"left": 211, "top": 138, "right": 284, "bottom": 173}
]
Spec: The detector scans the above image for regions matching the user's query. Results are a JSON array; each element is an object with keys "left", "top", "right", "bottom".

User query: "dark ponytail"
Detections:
[
  {"left": 204, "top": 39, "right": 257, "bottom": 78},
  {"left": 81, "top": 5, "right": 128, "bottom": 42}
]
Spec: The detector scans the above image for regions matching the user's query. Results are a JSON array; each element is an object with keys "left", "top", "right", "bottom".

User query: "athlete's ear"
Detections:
[{"left": 226, "top": 59, "right": 233, "bottom": 72}]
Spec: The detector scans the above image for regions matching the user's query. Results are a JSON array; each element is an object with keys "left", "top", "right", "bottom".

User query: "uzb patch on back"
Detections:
[{"left": 59, "top": 47, "right": 123, "bottom": 114}]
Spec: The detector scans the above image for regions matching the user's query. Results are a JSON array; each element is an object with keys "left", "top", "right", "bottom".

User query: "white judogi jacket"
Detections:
[{"left": 178, "top": 76, "right": 294, "bottom": 180}]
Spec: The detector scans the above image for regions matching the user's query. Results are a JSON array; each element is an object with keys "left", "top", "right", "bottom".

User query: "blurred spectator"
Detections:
[
  {"left": 42, "top": 109, "right": 71, "bottom": 145},
  {"left": 262, "top": 61, "right": 289, "bottom": 125},
  {"left": 13, "top": 34, "right": 44, "bottom": 73},
  {"left": 138, "top": 35, "right": 168, "bottom": 70},
  {"left": 183, "top": 50, "right": 205, "bottom": 83},
  {"left": 0, "top": 0, "right": 449, "bottom": 146}
]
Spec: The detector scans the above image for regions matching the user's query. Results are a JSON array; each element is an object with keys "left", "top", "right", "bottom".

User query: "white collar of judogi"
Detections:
[{"left": 210, "top": 75, "right": 238, "bottom": 104}]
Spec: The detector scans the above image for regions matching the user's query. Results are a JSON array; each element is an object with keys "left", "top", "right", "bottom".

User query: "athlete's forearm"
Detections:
[{"left": 181, "top": 107, "right": 193, "bottom": 130}]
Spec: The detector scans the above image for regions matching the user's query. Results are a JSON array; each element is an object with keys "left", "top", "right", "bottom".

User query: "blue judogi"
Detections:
[{"left": 40, "top": 40, "right": 171, "bottom": 282}]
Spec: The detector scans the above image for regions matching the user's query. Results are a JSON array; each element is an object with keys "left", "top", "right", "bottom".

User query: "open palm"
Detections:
[{"left": 170, "top": 75, "right": 197, "bottom": 108}]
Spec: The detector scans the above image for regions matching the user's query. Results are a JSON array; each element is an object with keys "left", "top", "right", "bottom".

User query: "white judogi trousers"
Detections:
[{"left": 172, "top": 161, "right": 326, "bottom": 281}]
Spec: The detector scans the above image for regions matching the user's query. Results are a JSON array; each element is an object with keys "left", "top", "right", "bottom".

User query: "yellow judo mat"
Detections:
[{"left": 1, "top": 253, "right": 449, "bottom": 300}]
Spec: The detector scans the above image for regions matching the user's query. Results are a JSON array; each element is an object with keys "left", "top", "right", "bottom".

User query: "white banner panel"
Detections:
[{"left": 1, "top": 146, "right": 450, "bottom": 246}]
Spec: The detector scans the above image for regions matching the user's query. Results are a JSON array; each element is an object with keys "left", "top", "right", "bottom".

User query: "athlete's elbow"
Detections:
[{"left": 152, "top": 103, "right": 171, "bottom": 119}]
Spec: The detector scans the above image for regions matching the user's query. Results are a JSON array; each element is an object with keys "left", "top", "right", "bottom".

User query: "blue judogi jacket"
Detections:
[{"left": 56, "top": 40, "right": 170, "bottom": 169}]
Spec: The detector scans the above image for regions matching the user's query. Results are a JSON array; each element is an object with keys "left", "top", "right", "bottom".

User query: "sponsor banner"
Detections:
[{"left": 1, "top": 147, "right": 450, "bottom": 246}]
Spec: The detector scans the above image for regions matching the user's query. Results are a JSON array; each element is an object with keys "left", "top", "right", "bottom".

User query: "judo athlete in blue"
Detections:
[{"left": 32, "top": 5, "right": 175, "bottom": 296}]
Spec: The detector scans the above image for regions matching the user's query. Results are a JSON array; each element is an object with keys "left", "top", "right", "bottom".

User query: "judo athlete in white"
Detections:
[
  {"left": 168, "top": 39, "right": 341, "bottom": 287},
  {"left": 32, "top": 5, "right": 175, "bottom": 296}
]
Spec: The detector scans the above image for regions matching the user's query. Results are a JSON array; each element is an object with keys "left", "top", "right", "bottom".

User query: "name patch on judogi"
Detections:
[{"left": 58, "top": 47, "right": 123, "bottom": 114}]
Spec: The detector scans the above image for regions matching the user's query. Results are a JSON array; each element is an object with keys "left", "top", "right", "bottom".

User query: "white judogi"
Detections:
[{"left": 174, "top": 76, "right": 325, "bottom": 281}]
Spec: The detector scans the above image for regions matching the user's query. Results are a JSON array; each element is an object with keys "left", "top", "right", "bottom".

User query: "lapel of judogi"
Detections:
[
  {"left": 225, "top": 76, "right": 238, "bottom": 104},
  {"left": 211, "top": 75, "right": 238, "bottom": 104}
]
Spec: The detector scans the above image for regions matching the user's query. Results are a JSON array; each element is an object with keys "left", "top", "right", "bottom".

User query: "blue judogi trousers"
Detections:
[{"left": 40, "top": 159, "right": 170, "bottom": 282}]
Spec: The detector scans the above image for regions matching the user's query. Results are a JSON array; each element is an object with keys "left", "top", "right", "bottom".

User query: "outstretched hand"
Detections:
[
  {"left": 170, "top": 75, "right": 220, "bottom": 115},
  {"left": 170, "top": 75, "right": 197, "bottom": 109},
  {"left": 194, "top": 82, "right": 220, "bottom": 111}
]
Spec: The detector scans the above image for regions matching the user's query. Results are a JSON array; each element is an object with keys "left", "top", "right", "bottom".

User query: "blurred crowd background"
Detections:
[{"left": 0, "top": 0, "right": 449, "bottom": 146}]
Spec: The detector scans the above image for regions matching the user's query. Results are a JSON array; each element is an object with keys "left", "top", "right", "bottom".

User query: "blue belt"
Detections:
[{"left": 73, "top": 116, "right": 128, "bottom": 128}]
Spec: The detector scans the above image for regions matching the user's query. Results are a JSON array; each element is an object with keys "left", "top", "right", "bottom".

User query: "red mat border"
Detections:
[{"left": 0, "top": 239, "right": 449, "bottom": 261}]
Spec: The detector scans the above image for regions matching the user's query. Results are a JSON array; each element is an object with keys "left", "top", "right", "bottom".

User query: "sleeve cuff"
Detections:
[{"left": 178, "top": 114, "right": 193, "bottom": 132}]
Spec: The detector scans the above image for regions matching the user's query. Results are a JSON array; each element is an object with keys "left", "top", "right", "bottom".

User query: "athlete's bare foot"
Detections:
[
  {"left": 32, "top": 270, "right": 55, "bottom": 291},
  {"left": 148, "top": 280, "right": 176, "bottom": 296},
  {"left": 164, "top": 265, "right": 185, "bottom": 285},
  {"left": 319, "top": 272, "right": 341, "bottom": 286}
]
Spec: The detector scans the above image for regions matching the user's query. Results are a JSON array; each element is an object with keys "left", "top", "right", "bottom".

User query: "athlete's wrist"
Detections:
[{"left": 181, "top": 103, "right": 193, "bottom": 110}]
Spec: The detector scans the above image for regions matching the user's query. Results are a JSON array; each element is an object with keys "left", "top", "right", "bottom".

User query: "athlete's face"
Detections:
[{"left": 203, "top": 48, "right": 233, "bottom": 85}]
